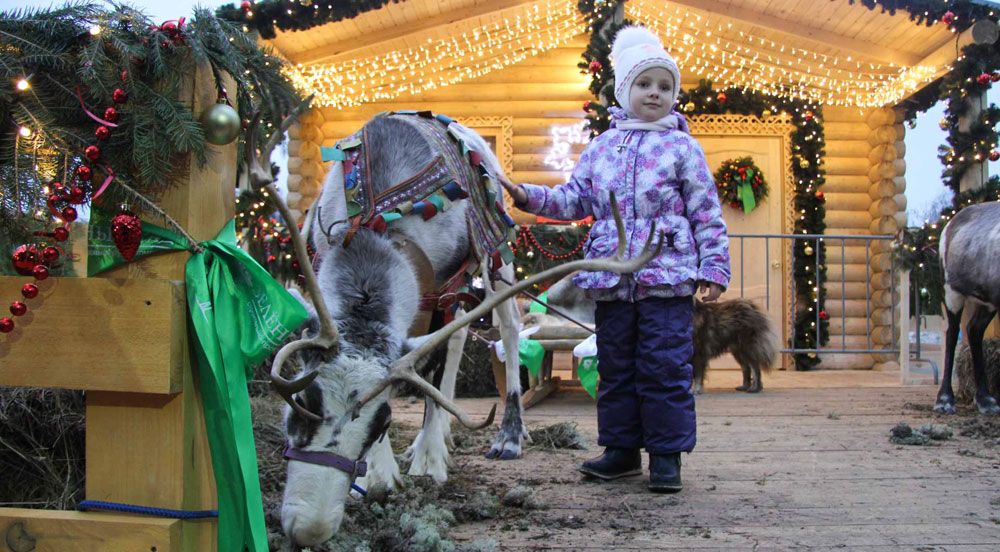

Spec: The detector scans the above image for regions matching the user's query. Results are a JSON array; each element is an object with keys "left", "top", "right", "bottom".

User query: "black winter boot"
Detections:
[
  {"left": 648, "top": 453, "right": 682, "bottom": 493},
  {"left": 578, "top": 447, "right": 642, "bottom": 480}
]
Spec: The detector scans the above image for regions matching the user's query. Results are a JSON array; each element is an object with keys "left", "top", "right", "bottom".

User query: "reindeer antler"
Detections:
[
  {"left": 245, "top": 95, "right": 335, "bottom": 422},
  {"left": 340, "top": 192, "right": 663, "bottom": 430}
]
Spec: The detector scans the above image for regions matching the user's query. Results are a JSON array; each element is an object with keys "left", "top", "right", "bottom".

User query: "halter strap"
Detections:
[{"left": 283, "top": 445, "right": 368, "bottom": 477}]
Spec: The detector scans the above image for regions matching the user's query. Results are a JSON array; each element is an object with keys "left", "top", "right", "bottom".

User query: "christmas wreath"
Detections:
[{"left": 714, "top": 157, "right": 769, "bottom": 214}]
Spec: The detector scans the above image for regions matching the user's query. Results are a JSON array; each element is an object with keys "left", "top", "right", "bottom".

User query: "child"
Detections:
[{"left": 500, "top": 26, "right": 730, "bottom": 493}]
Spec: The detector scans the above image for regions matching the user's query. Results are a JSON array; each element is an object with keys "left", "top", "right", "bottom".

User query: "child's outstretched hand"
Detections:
[
  {"left": 698, "top": 281, "right": 724, "bottom": 303},
  {"left": 498, "top": 176, "right": 528, "bottom": 205}
]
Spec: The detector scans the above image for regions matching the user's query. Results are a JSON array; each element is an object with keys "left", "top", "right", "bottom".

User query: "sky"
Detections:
[{"left": 8, "top": 0, "right": 988, "bottom": 226}]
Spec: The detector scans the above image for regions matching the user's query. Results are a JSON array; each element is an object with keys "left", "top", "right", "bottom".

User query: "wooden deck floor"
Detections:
[{"left": 393, "top": 374, "right": 1000, "bottom": 551}]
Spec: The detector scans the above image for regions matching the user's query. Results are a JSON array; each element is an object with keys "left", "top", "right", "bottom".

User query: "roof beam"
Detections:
[
  {"left": 281, "top": 0, "right": 546, "bottom": 65},
  {"left": 661, "top": 0, "right": 923, "bottom": 66}
]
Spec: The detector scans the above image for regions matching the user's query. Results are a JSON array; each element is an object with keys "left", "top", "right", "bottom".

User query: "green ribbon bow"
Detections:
[
  {"left": 737, "top": 167, "right": 757, "bottom": 214},
  {"left": 90, "top": 213, "right": 307, "bottom": 552}
]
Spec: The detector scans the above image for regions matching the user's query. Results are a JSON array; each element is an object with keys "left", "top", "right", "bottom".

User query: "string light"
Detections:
[
  {"left": 18, "top": 126, "right": 32, "bottom": 138},
  {"left": 284, "top": 0, "right": 586, "bottom": 108},
  {"left": 16, "top": 79, "right": 29, "bottom": 91},
  {"left": 627, "top": 0, "right": 940, "bottom": 108},
  {"left": 544, "top": 122, "right": 589, "bottom": 182},
  {"left": 89, "top": 24, "right": 102, "bottom": 36}
]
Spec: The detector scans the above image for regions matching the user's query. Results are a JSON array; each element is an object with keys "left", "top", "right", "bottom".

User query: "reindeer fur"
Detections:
[{"left": 934, "top": 201, "right": 1000, "bottom": 416}]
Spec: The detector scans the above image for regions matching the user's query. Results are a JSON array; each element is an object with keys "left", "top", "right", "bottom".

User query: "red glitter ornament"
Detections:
[
  {"left": 9, "top": 302, "right": 27, "bottom": 317},
  {"left": 61, "top": 207, "right": 78, "bottom": 222},
  {"left": 121, "top": 69, "right": 129, "bottom": 82},
  {"left": 717, "top": 92, "right": 727, "bottom": 103},
  {"left": 104, "top": 106, "right": 119, "bottom": 122},
  {"left": 941, "top": 11, "right": 955, "bottom": 25},
  {"left": 111, "top": 209, "right": 143, "bottom": 262},
  {"left": 112, "top": 88, "right": 128, "bottom": 103},
  {"left": 241, "top": 1, "right": 252, "bottom": 12},
  {"left": 21, "top": 284, "right": 39, "bottom": 299},
  {"left": 815, "top": 190, "right": 825, "bottom": 200},
  {"left": 11, "top": 245, "right": 41, "bottom": 276},
  {"left": 42, "top": 246, "right": 60, "bottom": 263},
  {"left": 85, "top": 145, "right": 101, "bottom": 161},
  {"left": 52, "top": 227, "right": 70, "bottom": 242},
  {"left": 588, "top": 60, "right": 602, "bottom": 74},
  {"left": 76, "top": 165, "right": 93, "bottom": 181},
  {"left": 583, "top": 101, "right": 591, "bottom": 112},
  {"left": 32, "top": 265, "right": 49, "bottom": 281},
  {"left": 978, "top": 73, "right": 991, "bottom": 85},
  {"left": 95, "top": 125, "right": 110, "bottom": 140},
  {"left": 68, "top": 186, "right": 86, "bottom": 204},
  {"left": 0, "top": 317, "right": 13, "bottom": 334},
  {"left": 819, "top": 310, "right": 829, "bottom": 321}
]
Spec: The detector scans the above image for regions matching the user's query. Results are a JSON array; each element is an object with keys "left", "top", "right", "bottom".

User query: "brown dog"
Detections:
[{"left": 523, "top": 277, "right": 778, "bottom": 393}]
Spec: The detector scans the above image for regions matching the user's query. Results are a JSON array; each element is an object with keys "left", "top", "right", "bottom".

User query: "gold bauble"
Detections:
[
  {"left": 939, "top": 118, "right": 950, "bottom": 130},
  {"left": 799, "top": 158, "right": 810, "bottom": 169},
  {"left": 761, "top": 109, "right": 772, "bottom": 119},
  {"left": 684, "top": 102, "right": 696, "bottom": 112},
  {"left": 201, "top": 102, "right": 241, "bottom": 146},
  {"left": 804, "top": 245, "right": 814, "bottom": 256}
]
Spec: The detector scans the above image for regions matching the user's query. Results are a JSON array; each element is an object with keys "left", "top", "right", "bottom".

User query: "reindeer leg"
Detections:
[
  {"left": 486, "top": 263, "right": 525, "bottom": 460},
  {"left": 355, "top": 431, "right": 403, "bottom": 493},
  {"left": 966, "top": 305, "right": 1000, "bottom": 416},
  {"left": 407, "top": 317, "right": 467, "bottom": 481},
  {"left": 935, "top": 288, "right": 964, "bottom": 414}
]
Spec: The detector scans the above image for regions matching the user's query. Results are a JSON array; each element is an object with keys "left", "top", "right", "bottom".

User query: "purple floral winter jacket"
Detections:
[{"left": 520, "top": 126, "right": 730, "bottom": 294}]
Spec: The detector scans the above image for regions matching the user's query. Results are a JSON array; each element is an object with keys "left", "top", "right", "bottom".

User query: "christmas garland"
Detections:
[
  {"left": 1, "top": 3, "right": 299, "bottom": 332},
  {"left": 217, "top": 0, "right": 402, "bottom": 40},
  {"left": 714, "top": 157, "right": 769, "bottom": 214},
  {"left": 513, "top": 224, "right": 592, "bottom": 292}
]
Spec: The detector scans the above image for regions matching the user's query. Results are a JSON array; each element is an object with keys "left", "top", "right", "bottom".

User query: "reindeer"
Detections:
[
  {"left": 245, "top": 101, "right": 663, "bottom": 547},
  {"left": 933, "top": 201, "right": 1000, "bottom": 416}
]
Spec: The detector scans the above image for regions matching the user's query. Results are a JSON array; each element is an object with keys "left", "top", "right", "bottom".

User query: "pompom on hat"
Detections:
[{"left": 611, "top": 26, "right": 681, "bottom": 115}]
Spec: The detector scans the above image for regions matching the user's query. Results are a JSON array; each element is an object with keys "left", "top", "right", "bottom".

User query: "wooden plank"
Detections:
[
  {"left": 522, "top": 377, "right": 560, "bottom": 410},
  {"left": 0, "top": 277, "right": 183, "bottom": 394},
  {"left": 0, "top": 509, "right": 180, "bottom": 551}
]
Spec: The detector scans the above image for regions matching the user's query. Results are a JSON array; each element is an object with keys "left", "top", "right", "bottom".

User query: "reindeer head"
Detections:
[{"left": 256, "top": 101, "right": 663, "bottom": 546}]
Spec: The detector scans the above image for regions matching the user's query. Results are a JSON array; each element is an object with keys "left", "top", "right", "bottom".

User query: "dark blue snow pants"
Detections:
[{"left": 594, "top": 296, "right": 696, "bottom": 454}]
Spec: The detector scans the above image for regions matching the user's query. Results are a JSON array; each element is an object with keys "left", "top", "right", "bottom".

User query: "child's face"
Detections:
[{"left": 629, "top": 67, "right": 674, "bottom": 122}]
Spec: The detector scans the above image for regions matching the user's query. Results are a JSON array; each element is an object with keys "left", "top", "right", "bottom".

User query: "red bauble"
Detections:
[
  {"left": 120, "top": 69, "right": 128, "bottom": 82},
  {"left": 990, "top": 151, "right": 1000, "bottom": 162},
  {"left": 941, "top": 11, "right": 955, "bottom": 25},
  {"left": 112, "top": 88, "right": 128, "bottom": 103},
  {"left": 804, "top": 110, "right": 814, "bottom": 122},
  {"left": 977, "top": 72, "right": 992, "bottom": 85},
  {"left": 583, "top": 101, "right": 591, "bottom": 112},
  {"left": 21, "top": 284, "right": 39, "bottom": 299},
  {"left": 0, "top": 317, "right": 13, "bottom": 334},
  {"left": 104, "top": 106, "right": 119, "bottom": 122},
  {"left": 32, "top": 265, "right": 49, "bottom": 281},
  {"left": 241, "top": 1, "right": 253, "bottom": 12},
  {"left": 52, "top": 227, "right": 70, "bottom": 242},
  {"left": 588, "top": 60, "right": 602, "bottom": 74},
  {"left": 85, "top": 145, "right": 101, "bottom": 161},
  {"left": 61, "top": 207, "right": 78, "bottom": 223},
  {"left": 10, "top": 302, "right": 27, "bottom": 317},
  {"left": 992, "top": 73, "right": 1000, "bottom": 83},
  {"left": 95, "top": 125, "right": 110, "bottom": 140},
  {"left": 818, "top": 310, "right": 829, "bottom": 321},
  {"left": 76, "top": 165, "right": 93, "bottom": 181},
  {"left": 160, "top": 21, "right": 178, "bottom": 36},
  {"left": 68, "top": 186, "right": 86, "bottom": 204},
  {"left": 717, "top": 92, "right": 727, "bottom": 103},
  {"left": 42, "top": 246, "right": 60, "bottom": 263},
  {"left": 111, "top": 210, "right": 143, "bottom": 262},
  {"left": 11, "top": 245, "right": 41, "bottom": 276},
  {"left": 51, "top": 181, "right": 64, "bottom": 193},
  {"left": 815, "top": 190, "right": 825, "bottom": 200}
]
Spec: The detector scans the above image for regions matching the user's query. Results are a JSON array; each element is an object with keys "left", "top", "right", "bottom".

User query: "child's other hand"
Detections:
[
  {"left": 498, "top": 176, "right": 528, "bottom": 205},
  {"left": 697, "top": 281, "right": 724, "bottom": 303}
]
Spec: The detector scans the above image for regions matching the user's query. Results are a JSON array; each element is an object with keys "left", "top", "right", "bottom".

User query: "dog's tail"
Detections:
[{"left": 745, "top": 300, "right": 779, "bottom": 372}]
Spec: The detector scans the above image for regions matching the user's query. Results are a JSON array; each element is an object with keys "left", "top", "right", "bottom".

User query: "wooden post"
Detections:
[{"left": 0, "top": 63, "right": 235, "bottom": 552}]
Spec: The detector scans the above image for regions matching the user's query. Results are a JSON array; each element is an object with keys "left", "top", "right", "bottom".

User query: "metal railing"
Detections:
[{"left": 729, "top": 233, "right": 899, "bottom": 357}]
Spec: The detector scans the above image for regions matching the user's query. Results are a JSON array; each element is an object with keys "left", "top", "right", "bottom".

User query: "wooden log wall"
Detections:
[{"left": 283, "top": 36, "right": 904, "bottom": 372}]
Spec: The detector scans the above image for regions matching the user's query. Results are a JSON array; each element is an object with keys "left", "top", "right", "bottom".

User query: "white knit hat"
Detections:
[{"left": 611, "top": 26, "right": 681, "bottom": 116}]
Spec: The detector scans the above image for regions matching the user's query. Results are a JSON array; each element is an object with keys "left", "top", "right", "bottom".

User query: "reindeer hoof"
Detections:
[
  {"left": 485, "top": 432, "right": 523, "bottom": 460},
  {"left": 976, "top": 396, "right": 1000, "bottom": 416},
  {"left": 933, "top": 400, "right": 957, "bottom": 415}
]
